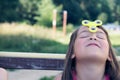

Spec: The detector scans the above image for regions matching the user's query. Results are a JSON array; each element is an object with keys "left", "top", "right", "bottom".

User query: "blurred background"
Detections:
[{"left": 0, "top": 0, "right": 120, "bottom": 80}]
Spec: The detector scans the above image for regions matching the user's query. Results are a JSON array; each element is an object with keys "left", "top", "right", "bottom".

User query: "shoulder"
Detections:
[
  {"left": 0, "top": 68, "right": 8, "bottom": 80},
  {"left": 0, "top": 68, "right": 7, "bottom": 72},
  {"left": 54, "top": 73, "right": 62, "bottom": 80},
  {"left": 0, "top": 68, "right": 7, "bottom": 74}
]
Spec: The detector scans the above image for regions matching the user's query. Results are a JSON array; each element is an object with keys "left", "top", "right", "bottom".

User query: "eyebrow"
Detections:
[
  {"left": 78, "top": 30, "right": 89, "bottom": 34},
  {"left": 97, "top": 31, "right": 105, "bottom": 34}
]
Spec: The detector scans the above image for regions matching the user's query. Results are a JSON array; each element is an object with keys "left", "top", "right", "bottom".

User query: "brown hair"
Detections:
[{"left": 62, "top": 26, "right": 120, "bottom": 80}]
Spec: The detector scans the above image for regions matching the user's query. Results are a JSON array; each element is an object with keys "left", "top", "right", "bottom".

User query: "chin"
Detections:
[
  {"left": 78, "top": 56, "right": 107, "bottom": 63},
  {"left": 80, "top": 52, "right": 107, "bottom": 62}
]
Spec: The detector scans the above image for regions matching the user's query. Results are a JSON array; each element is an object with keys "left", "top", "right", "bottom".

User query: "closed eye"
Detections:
[
  {"left": 96, "top": 32, "right": 106, "bottom": 39},
  {"left": 97, "top": 36, "right": 105, "bottom": 39},
  {"left": 78, "top": 31, "right": 90, "bottom": 38},
  {"left": 79, "top": 35, "right": 89, "bottom": 38}
]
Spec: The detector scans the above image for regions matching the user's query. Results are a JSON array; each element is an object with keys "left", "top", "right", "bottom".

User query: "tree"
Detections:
[
  {"left": 35, "top": 0, "right": 62, "bottom": 27},
  {"left": 18, "top": 0, "right": 41, "bottom": 24},
  {"left": 0, "top": 0, "right": 21, "bottom": 22},
  {"left": 54, "top": 0, "right": 104, "bottom": 24},
  {"left": 63, "top": 0, "right": 84, "bottom": 25},
  {"left": 54, "top": 0, "right": 114, "bottom": 24}
]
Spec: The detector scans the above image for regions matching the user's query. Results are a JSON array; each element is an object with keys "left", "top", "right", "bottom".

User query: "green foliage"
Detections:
[
  {"left": 66, "top": 24, "right": 74, "bottom": 32},
  {"left": 106, "top": 0, "right": 115, "bottom": 11},
  {"left": 82, "top": 0, "right": 102, "bottom": 20},
  {"left": 35, "top": 0, "right": 62, "bottom": 27},
  {"left": 1, "top": 0, "right": 120, "bottom": 25},
  {"left": 0, "top": 0, "right": 21, "bottom": 22},
  {"left": 0, "top": 23, "right": 68, "bottom": 53},
  {"left": 40, "top": 76, "right": 54, "bottom": 80},
  {"left": 53, "top": 0, "right": 120, "bottom": 24},
  {"left": 18, "top": 0, "right": 41, "bottom": 24},
  {"left": 63, "top": 0, "right": 84, "bottom": 24},
  {"left": 97, "top": 12, "right": 108, "bottom": 23},
  {"left": 35, "top": 0, "right": 55, "bottom": 26}
]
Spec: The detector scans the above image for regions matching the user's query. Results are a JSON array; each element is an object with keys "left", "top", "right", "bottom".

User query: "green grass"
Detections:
[
  {"left": 0, "top": 34, "right": 67, "bottom": 53},
  {"left": 109, "top": 32, "right": 120, "bottom": 55},
  {"left": 40, "top": 76, "right": 54, "bottom": 80},
  {"left": 0, "top": 23, "right": 71, "bottom": 53},
  {"left": 0, "top": 23, "right": 120, "bottom": 55}
]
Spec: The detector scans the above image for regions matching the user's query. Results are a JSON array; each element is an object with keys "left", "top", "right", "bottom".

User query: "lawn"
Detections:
[
  {"left": 0, "top": 23, "right": 120, "bottom": 80},
  {"left": 0, "top": 23, "right": 120, "bottom": 55},
  {"left": 109, "top": 31, "right": 120, "bottom": 55},
  {"left": 0, "top": 23, "right": 71, "bottom": 53}
]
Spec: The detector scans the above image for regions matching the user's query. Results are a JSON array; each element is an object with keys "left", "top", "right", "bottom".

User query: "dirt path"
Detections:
[{"left": 8, "top": 70, "right": 62, "bottom": 80}]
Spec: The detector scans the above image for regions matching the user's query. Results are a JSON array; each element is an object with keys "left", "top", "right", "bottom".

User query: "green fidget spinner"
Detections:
[{"left": 82, "top": 20, "right": 102, "bottom": 33}]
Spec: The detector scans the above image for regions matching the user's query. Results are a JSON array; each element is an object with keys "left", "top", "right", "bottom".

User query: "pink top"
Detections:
[{"left": 72, "top": 71, "right": 110, "bottom": 80}]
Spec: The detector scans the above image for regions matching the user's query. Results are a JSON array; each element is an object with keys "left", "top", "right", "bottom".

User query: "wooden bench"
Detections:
[
  {"left": 0, "top": 51, "right": 120, "bottom": 70},
  {"left": 0, "top": 52, "right": 65, "bottom": 70}
]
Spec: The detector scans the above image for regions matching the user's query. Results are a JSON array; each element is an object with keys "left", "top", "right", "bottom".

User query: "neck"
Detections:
[{"left": 75, "top": 61, "right": 106, "bottom": 80}]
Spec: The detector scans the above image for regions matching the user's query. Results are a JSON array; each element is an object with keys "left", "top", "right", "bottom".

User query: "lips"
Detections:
[{"left": 87, "top": 43, "right": 100, "bottom": 48}]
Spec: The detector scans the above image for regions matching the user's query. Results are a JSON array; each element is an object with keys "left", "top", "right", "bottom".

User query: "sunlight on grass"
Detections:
[
  {"left": 0, "top": 23, "right": 120, "bottom": 53},
  {"left": 109, "top": 31, "right": 120, "bottom": 45},
  {"left": 0, "top": 23, "right": 70, "bottom": 53},
  {"left": 108, "top": 31, "right": 120, "bottom": 55},
  {"left": 0, "top": 23, "right": 70, "bottom": 44}
]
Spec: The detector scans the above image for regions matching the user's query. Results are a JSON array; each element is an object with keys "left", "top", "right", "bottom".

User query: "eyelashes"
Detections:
[
  {"left": 96, "top": 34, "right": 106, "bottom": 39},
  {"left": 79, "top": 35, "right": 89, "bottom": 38},
  {"left": 78, "top": 32, "right": 106, "bottom": 39}
]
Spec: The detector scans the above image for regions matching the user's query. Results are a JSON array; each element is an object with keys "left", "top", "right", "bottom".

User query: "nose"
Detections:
[{"left": 89, "top": 33, "right": 97, "bottom": 40}]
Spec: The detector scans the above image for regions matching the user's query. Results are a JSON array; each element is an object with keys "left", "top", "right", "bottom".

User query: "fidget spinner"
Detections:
[{"left": 82, "top": 20, "right": 102, "bottom": 33}]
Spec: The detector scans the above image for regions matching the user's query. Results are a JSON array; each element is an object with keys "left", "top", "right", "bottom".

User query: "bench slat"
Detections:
[
  {"left": 0, "top": 52, "right": 120, "bottom": 70},
  {"left": 0, "top": 57, "right": 64, "bottom": 70}
]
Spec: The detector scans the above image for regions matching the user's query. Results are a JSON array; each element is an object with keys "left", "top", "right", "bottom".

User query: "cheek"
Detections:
[
  {"left": 101, "top": 41, "right": 109, "bottom": 54},
  {"left": 74, "top": 39, "right": 85, "bottom": 54}
]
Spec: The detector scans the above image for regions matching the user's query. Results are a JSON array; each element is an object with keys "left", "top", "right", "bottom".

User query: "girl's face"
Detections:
[{"left": 74, "top": 26, "right": 109, "bottom": 63}]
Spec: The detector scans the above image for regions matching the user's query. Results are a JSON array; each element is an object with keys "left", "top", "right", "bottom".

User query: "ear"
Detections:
[
  {"left": 71, "top": 53, "right": 75, "bottom": 59},
  {"left": 107, "top": 53, "right": 113, "bottom": 61}
]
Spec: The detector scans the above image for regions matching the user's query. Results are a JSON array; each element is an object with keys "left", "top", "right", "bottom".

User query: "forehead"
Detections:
[{"left": 78, "top": 26, "right": 105, "bottom": 33}]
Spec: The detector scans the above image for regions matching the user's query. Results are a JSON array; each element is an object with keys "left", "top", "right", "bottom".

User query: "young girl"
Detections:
[
  {"left": 55, "top": 20, "right": 120, "bottom": 80},
  {"left": 0, "top": 68, "right": 7, "bottom": 80}
]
